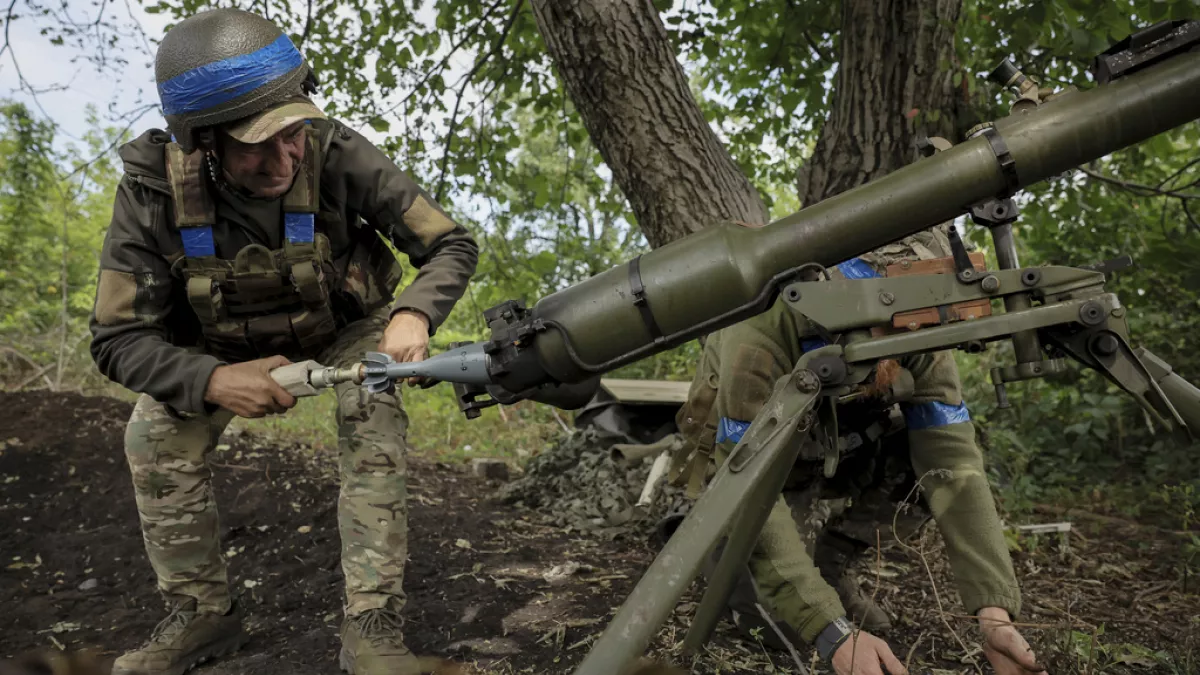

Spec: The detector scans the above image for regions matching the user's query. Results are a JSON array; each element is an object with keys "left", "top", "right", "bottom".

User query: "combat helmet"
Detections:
[{"left": 154, "top": 8, "right": 322, "bottom": 154}]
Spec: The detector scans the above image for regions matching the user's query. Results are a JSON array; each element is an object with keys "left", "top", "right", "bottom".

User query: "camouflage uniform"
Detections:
[
  {"left": 672, "top": 226, "right": 1022, "bottom": 648},
  {"left": 123, "top": 308, "right": 410, "bottom": 616},
  {"left": 92, "top": 99, "right": 477, "bottom": 634},
  {"left": 92, "top": 10, "right": 478, "bottom": 673}
]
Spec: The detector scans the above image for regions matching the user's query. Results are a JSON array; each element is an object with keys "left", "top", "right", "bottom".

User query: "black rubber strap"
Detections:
[
  {"left": 982, "top": 126, "right": 1020, "bottom": 195},
  {"left": 628, "top": 256, "right": 665, "bottom": 342},
  {"left": 815, "top": 616, "right": 855, "bottom": 664}
]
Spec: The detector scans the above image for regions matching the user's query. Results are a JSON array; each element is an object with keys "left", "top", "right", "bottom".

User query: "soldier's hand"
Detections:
[
  {"left": 979, "top": 607, "right": 1048, "bottom": 675},
  {"left": 204, "top": 355, "right": 297, "bottom": 418},
  {"left": 831, "top": 631, "right": 907, "bottom": 675},
  {"left": 378, "top": 309, "right": 431, "bottom": 387}
]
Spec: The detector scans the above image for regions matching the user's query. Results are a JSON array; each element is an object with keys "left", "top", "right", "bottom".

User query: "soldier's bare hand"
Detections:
[
  {"left": 204, "top": 355, "right": 297, "bottom": 418},
  {"left": 378, "top": 310, "right": 430, "bottom": 387},
  {"left": 831, "top": 631, "right": 907, "bottom": 675},
  {"left": 979, "top": 607, "right": 1048, "bottom": 675}
]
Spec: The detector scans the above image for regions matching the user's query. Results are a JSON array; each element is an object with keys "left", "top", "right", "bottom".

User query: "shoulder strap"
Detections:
[{"left": 164, "top": 143, "right": 218, "bottom": 260}]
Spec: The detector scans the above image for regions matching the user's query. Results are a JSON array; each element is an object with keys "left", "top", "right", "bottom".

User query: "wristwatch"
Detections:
[{"left": 815, "top": 615, "right": 855, "bottom": 664}]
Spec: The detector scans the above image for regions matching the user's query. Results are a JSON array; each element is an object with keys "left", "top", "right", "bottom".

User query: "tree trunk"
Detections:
[
  {"left": 796, "top": 0, "right": 964, "bottom": 206},
  {"left": 529, "top": 0, "right": 769, "bottom": 249}
]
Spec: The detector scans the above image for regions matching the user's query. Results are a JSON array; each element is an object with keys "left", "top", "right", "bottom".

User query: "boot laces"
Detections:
[
  {"left": 146, "top": 605, "right": 196, "bottom": 646},
  {"left": 350, "top": 608, "right": 405, "bottom": 647}
]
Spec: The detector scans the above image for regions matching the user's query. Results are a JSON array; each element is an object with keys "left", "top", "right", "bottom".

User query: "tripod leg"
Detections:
[{"left": 571, "top": 369, "right": 822, "bottom": 675}]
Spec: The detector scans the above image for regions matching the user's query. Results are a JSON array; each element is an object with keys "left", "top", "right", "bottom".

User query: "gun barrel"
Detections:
[{"left": 499, "top": 47, "right": 1200, "bottom": 392}]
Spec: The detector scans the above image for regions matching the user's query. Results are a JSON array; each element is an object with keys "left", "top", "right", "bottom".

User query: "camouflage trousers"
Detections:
[{"left": 123, "top": 310, "right": 410, "bottom": 617}]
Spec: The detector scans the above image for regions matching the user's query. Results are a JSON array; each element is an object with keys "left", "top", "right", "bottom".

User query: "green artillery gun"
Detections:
[{"left": 270, "top": 20, "right": 1200, "bottom": 674}]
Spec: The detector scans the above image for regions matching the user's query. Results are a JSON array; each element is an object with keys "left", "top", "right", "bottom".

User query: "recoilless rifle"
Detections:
[{"left": 269, "top": 20, "right": 1200, "bottom": 674}]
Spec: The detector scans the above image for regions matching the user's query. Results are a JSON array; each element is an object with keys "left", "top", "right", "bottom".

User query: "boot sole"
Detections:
[{"left": 112, "top": 631, "right": 249, "bottom": 675}]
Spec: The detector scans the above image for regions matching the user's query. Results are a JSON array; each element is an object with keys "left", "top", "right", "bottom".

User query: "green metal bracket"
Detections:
[{"left": 782, "top": 265, "right": 1106, "bottom": 332}]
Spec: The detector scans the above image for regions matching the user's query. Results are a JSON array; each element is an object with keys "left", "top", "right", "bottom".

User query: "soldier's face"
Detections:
[{"left": 219, "top": 122, "right": 307, "bottom": 198}]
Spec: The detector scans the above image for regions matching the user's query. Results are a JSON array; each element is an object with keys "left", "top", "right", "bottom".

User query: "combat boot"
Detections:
[
  {"left": 339, "top": 607, "right": 423, "bottom": 675},
  {"left": 111, "top": 601, "right": 247, "bottom": 675}
]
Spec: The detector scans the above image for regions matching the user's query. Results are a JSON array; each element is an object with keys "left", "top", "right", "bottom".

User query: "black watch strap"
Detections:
[{"left": 815, "top": 616, "right": 855, "bottom": 663}]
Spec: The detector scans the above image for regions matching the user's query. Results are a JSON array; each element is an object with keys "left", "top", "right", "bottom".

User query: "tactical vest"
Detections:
[{"left": 164, "top": 122, "right": 402, "bottom": 362}]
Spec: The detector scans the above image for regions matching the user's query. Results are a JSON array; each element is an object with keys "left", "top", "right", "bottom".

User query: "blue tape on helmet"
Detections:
[
  {"left": 181, "top": 226, "right": 216, "bottom": 257},
  {"left": 285, "top": 212, "right": 315, "bottom": 244},
  {"left": 902, "top": 401, "right": 971, "bottom": 430},
  {"left": 159, "top": 34, "right": 304, "bottom": 116},
  {"left": 717, "top": 418, "right": 751, "bottom": 444}
]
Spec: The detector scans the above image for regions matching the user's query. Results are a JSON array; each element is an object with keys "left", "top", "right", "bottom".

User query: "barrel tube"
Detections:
[{"left": 522, "top": 48, "right": 1200, "bottom": 386}]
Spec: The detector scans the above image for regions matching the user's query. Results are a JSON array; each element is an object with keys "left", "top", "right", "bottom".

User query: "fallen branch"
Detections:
[
  {"left": 1033, "top": 504, "right": 1195, "bottom": 538},
  {"left": 9, "top": 362, "right": 55, "bottom": 392}
]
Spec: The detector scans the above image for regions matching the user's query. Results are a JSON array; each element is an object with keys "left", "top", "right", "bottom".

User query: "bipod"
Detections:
[{"left": 570, "top": 365, "right": 824, "bottom": 675}]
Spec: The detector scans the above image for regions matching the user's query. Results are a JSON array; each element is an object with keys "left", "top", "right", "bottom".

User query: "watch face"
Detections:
[{"left": 833, "top": 616, "right": 854, "bottom": 635}]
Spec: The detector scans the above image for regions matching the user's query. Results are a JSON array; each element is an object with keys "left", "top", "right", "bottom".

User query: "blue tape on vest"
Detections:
[
  {"left": 836, "top": 257, "right": 881, "bottom": 280},
  {"left": 902, "top": 401, "right": 972, "bottom": 430},
  {"left": 181, "top": 226, "right": 216, "bottom": 257},
  {"left": 158, "top": 35, "right": 304, "bottom": 116},
  {"left": 285, "top": 212, "right": 315, "bottom": 244},
  {"left": 717, "top": 418, "right": 751, "bottom": 444}
]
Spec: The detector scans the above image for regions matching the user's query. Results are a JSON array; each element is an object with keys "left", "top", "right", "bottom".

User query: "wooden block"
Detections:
[
  {"left": 892, "top": 298, "right": 992, "bottom": 330},
  {"left": 885, "top": 251, "right": 987, "bottom": 277}
]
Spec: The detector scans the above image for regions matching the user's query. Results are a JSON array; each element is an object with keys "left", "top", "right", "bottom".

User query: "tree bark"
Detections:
[
  {"left": 529, "top": 0, "right": 769, "bottom": 249},
  {"left": 796, "top": 0, "right": 964, "bottom": 205}
]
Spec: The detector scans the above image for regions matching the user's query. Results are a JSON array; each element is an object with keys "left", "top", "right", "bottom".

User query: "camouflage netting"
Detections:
[{"left": 496, "top": 427, "right": 694, "bottom": 540}]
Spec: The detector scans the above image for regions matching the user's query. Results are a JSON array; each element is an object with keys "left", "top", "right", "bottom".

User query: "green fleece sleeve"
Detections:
[
  {"left": 329, "top": 123, "right": 478, "bottom": 334},
  {"left": 750, "top": 497, "right": 848, "bottom": 643},
  {"left": 89, "top": 177, "right": 225, "bottom": 414},
  {"left": 902, "top": 350, "right": 1023, "bottom": 618},
  {"left": 712, "top": 300, "right": 847, "bottom": 642}
]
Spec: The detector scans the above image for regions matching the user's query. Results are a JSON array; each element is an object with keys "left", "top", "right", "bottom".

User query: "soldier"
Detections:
[
  {"left": 669, "top": 227, "right": 1048, "bottom": 675},
  {"left": 88, "top": 8, "right": 478, "bottom": 675}
]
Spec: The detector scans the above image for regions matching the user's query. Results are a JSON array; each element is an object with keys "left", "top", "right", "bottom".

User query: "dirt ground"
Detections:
[{"left": 2, "top": 390, "right": 1197, "bottom": 674}]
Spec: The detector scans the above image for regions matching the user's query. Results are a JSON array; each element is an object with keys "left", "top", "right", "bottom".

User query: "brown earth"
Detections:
[{"left": 1, "top": 390, "right": 1197, "bottom": 674}]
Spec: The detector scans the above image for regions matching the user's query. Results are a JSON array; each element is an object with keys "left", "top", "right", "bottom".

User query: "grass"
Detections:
[{"left": 227, "top": 383, "right": 568, "bottom": 465}]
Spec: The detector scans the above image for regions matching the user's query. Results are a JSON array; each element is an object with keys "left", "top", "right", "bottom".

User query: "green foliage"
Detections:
[
  {"left": 7, "top": 0, "right": 1200, "bottom": 513},
  {"left": 0, "top": 103, "right": 60, "bottom": 331},
  {"left": 954, "top": 116, "right": 1200, "bottom": 517},
  {"left": 0, "top": 102, "right": 124, "bottom": 387}
]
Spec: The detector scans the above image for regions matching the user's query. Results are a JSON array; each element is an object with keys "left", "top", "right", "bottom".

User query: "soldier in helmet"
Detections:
[
  {"left": 668, "top": 228, "right": 1048, "bottom": 675},
  {"left": 88, "top": 8, "right": 478, "bottom": 675}
]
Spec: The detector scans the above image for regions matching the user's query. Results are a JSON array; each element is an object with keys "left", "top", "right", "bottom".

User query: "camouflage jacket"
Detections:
[{"left": 89, "top": 119, "right": 479, "bottom": 414}]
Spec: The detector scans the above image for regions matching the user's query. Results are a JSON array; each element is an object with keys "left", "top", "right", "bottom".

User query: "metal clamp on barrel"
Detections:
[
  {"left": 979, "top": 125, "right": 1020, "bottom": 197},
  {"left": 628, "top": 255, "right": 666, "bottom": 345}
]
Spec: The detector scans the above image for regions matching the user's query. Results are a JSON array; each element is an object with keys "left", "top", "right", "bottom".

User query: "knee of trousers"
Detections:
[
  {"left": 335, "top": 382, "right": 409, "bottom": 443},
  {"left": 124, "top": 394, "right": 219, "bottom": 495}
]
